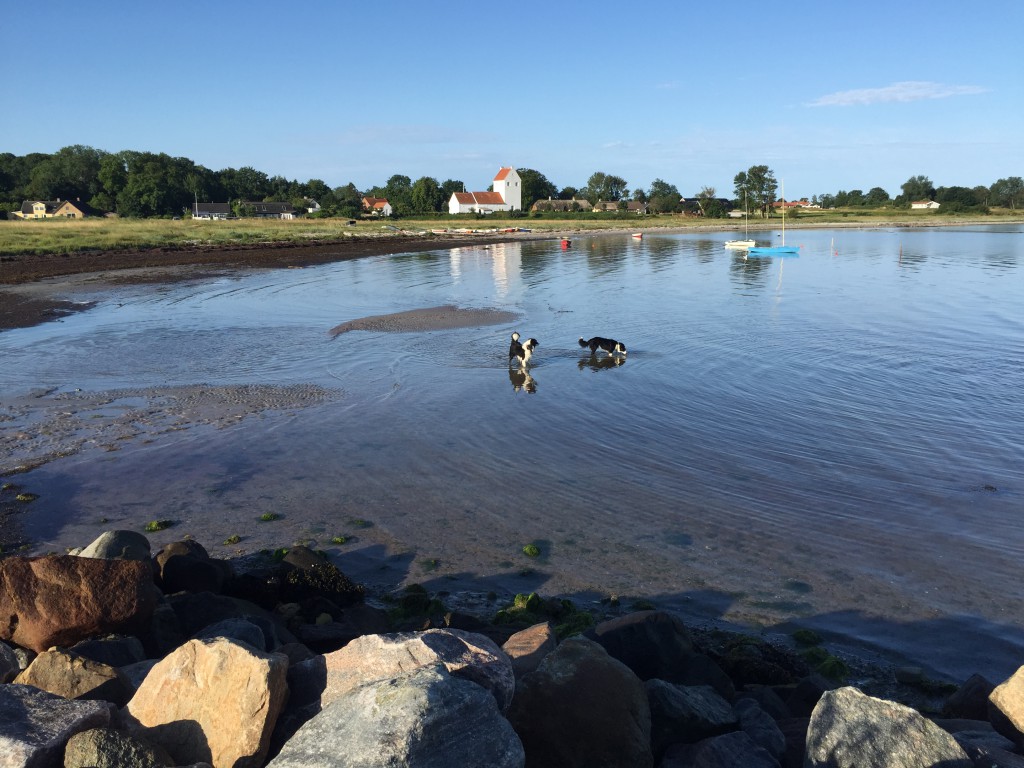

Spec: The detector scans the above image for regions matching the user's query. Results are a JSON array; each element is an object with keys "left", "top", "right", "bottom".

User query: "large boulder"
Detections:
[
  {"left": 14, "top": 648, "right": 134, "bottom": 707},
  {"left": 289, "top": 628, "right": 515, "bottom": 714},
  {"left": 505, "top": 636, "right": 652, "bottom": 768},
  {"left": 805, "top": 686, "right": 972, "bottom": 768},
  {"left": 267, "top": 665, "right": 524, "bottom": 768},
  {"left": 155, "top": 539, "right": 229, "bottom": 594},
  {"left": 124, "top": 637, "right": 288, "bottom": 768},
  {"left": 0, "top": 640, "right": 19, "bottom": 684},
  {"left": 990, "top": 665, "right": 1024, "bottom": 746},
  {"left": 63, "top": 727, "right": 173, "bottom": 768},
  {"left": 0, "top": 684, "right": 113, "bottom": 768},
  {"left": 942, "top": 673, "right": 995, "bottom": 721},
  {"left": 77, "top": 530, "right": 153, "bottom": 562},
  {"left": 0, "top": 555, "right": 160, "bottom": 653}
]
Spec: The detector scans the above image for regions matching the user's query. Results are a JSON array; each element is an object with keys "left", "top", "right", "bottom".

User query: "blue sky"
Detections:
[{"left": 3, "top": 1, "right": 1020, "bottom": 201}]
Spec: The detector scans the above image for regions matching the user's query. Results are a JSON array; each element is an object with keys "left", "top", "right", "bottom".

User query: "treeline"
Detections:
[
  {"left": 1, "top": 146, "right": 1020, "bottom": 219},
  {"left": 813, "top": 173, "right": 1023, "bottom": 214}
]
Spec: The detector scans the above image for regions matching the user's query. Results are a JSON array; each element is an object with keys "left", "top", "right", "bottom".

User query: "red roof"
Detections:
[
  {"left": 493, "top": 167, "right": 513, "bottom": 181},
  {"left": 454, "top": 191, "right": 505, "bottom": 205}
]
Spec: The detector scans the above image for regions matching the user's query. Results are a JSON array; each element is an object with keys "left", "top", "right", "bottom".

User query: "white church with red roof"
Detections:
[{"left": 448, "top": 167, "right": 522, "bottom": 214}]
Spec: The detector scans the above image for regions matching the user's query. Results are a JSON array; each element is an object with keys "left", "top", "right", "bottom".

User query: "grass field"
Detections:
[{"left": 1, "top": 209, "right": 1021, "bottom": 257}]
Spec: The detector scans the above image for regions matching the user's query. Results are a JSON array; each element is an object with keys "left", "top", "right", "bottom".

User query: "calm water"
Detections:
[{"left": 2, "top": 225, "right": 1022, "bottom": 681}]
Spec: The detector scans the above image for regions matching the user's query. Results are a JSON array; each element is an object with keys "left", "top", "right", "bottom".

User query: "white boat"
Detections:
[{"left": 725, "top": 192, "right": 755, "bottom": 249}]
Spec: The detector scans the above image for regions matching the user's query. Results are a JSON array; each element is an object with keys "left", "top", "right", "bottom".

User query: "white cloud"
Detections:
[{"left": 808, "top": 81, "right": 989, "bottom": 107}]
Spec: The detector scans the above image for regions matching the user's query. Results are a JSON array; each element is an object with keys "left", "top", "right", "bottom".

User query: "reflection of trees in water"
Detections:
[
  {"left": 728, "top": 252, "right": 773, "bottom": 289},
  {"left": 580, "top": 237, "right": 629, "bottom": 275},
  {"left": 641, "top": 237, "right": 687, "bottom": 272},
  {"left": 691, "top": 239, "right": 720, "bottom": 264},
  {"left": 518, "top": 241, "right": 557, "bottom": 278}
]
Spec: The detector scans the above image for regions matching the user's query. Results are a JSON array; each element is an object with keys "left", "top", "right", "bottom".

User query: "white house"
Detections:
[
  {"left": 448, "top": 167, "right": 522, "bottom": 214},
  {"left": 911, "top": 200, "right": 941, "bottom": 210}
]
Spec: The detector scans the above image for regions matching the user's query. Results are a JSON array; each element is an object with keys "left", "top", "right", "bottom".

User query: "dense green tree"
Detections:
[
  {"left": 990, "top": 176, "right": 1023, "bottom": 209},
  {"left": 517, "top": 168, "right": 558, "bottom": 210},
  {"left": 220, "top": 166, "right": 271, "bottom": 201},
  {"left": 438, "top": 179, "right": 463, "bottom": 206},
  {"left": 26, "top": 145, "right": 106, "bottom": 202},
  {"left": 734, "top": 165, "right": 777, "bottom": 217},
  {"left": 897, "top": 175, "right": 935, "bottom": 206},
  {"left": 558, "top": 186, "right": 579, "bottom": 200},
  {"left": 410, "top": 176, "right": 444, "bottom": 213},
  {"left": 865, "top": 187, "right": 890, "bottom": 207},
  {"left": 582, "top": 172, "right": 628, "bottom": 204},
  {"left": 301, "top": 178, "right": 332, "bottom": 203},
  {"left": 331, "top": 182, "right": 363, "bottom": 218},
  {"left": 646, "top": 179, "right": 680, "bottom": 213}
]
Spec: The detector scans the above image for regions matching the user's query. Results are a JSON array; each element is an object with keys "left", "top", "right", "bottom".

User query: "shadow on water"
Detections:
[{"left": 347, "top": 542, "right": 1024, "bottom": 686}]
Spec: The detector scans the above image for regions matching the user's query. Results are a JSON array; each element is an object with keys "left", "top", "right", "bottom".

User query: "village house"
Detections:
[
  {"left": 245, "top": 201, "right": 296, "bottom": 219},
  {"left": 13, "top": 199, "right": 97, "bottom": 219},
  {"left": 192, "top": 202, "right": 232, "bottom": 220},
  {"left": 592, "top": 200, "right": 649, "bottom": 214},
  {"left": 362, "top": 197, "right": 393, "bottom": 216},
  {"left": 911, "top": 200, "right": 941, "bottom": 210},
  {"left": 448, "top": 167, "right": 522, "bottom": 214},
  {"left": 530, "top": 197, "right": 593, "bottom": 213}
]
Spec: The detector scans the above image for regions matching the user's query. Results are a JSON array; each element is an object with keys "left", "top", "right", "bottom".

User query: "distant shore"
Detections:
[{"left": 2, "top": 216, "right": 1020, "bottom": 331}]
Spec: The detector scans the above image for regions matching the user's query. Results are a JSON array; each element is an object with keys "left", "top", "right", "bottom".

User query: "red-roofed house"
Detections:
[
  {"left": 448, "top": 167, "right": 522, "bottom": 214},
  {"left": 362, "top": 196, "right": 393, "bottom": 216}
]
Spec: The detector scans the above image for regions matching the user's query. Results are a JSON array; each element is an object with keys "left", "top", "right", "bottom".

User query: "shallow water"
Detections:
[{"left": 2, "top": 226, "right": 1023, "bottom": 681}]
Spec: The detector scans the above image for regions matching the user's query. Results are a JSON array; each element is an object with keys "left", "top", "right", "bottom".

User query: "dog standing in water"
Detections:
[
  {"left": 509, "top": 331, "right": 539, "bottom": 366},
  {"left": 579, "top": 336, "right": 627, "bottom": 357}
]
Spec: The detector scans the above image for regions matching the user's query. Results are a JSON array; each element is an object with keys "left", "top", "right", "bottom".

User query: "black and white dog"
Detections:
[
  {"left": 579, "top": 336, "right": 627, "bottom": 357},
  {"left": 509, "top": 331, "right": 539, "bottom": 366}
]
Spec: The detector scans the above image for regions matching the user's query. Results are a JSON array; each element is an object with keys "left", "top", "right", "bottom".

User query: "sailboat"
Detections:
[
  {"left": 747, "top": 181, "right": 800, "bottom": 256},
  {"left": 725, "top": 192, "right": 755, "bottom": 250}
]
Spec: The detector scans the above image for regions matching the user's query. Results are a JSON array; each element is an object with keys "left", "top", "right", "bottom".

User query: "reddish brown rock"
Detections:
[{"left": 0, "top": 555, "right": 160, "bottom": 653}]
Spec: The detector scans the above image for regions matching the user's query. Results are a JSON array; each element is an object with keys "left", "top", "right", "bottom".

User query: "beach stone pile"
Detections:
[{"left": 1, "top": 531, "right": 1023, "bottom": 767}]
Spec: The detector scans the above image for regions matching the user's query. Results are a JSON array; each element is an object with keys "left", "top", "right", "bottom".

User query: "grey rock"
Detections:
[
  {"left": 70, "top": 634, "right": 146, "bottom": 668},
  {"left": 267, "top": 664, "right": 524, "bottom": 768},
  {"left": 193, "top": 617, "right": 267, "bottom": 651},
  {"left": 735, "top": 696, "right": 786, "bottom": 760},
  {"left": 64, "top": 726, "right": 173, "bottom": 768},
  {"left": 78, "top": 530, "right": 153, "bottom": 562},
  {"left": 662, "top": 730, "right": 781, "bottom": 768},
  {"left": 0, "top": 684, "right": 113, "bottom": 768},
  {"left": 805, "top": 686, "right": 972, "bottom": 768},
  {"left": 0, "top": 640, "right": 18, "bottom": 684},
  {"left": 645, "top": 679, "right": 737, "bottom": 760},
  {"left": 942, "top": 674, "right": 995, "bottom": 721}
]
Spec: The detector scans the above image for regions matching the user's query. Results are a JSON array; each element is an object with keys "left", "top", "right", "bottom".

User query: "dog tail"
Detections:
[{"left": 578, "top": 337, "right": 588, "bottom": 348}]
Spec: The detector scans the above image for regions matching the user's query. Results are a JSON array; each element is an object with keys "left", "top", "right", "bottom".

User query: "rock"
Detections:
[
  {"left": 805, "top": 686, "right": 972, "bottom": 768},
  {"left": 505, "top": 636, "right": 652, "bottom": 768},
  {"left": 78, "top": 530, "right": 153, "bottom": 562},
  {"left": 735, "top": 696, "right": 787, "bottom": 761},
  {"left": 14, "top": 648, "right": 134, "bottom": 707},
  {"left": 193, "top": 617, "right": 267, "bottom": 651},
  {"left": 267, "top": 665, "right": 524, "bottom": 768},
  {"left": 738, "top": 684, "right": 792, "bottom": 721},
  {"left": 501, "top": 622, "right": 556, "bottom": 680},
  {"left": 586, "top": 610, "right": 734, "bottom": 698},
  {"left": 0, "top": 640, "right": 18, "bottom": 684},
  {"left": 661, "top": 730, "right": 782, "bottom": 768},
  {"left": 990, "top": 665, "right": 1024, "bottom": 746},
  {"left": 586, "top": 610, "right": 694, "bottom": 680},
  {"left": 120, "top": 659, "right": 159, "bottom": 690},
  {"left": 645, "top": 679, "right": 737, "bottom": 760},
  {"left": 0, "top": 555, "right": 160, "bottom": 653},
  {"left": 290, "top": 603, "right": 391, "bottom": 654},
  {"left": 0, "top": 684, "right": 113, "bottom": 768},
  {"left": 942, "top": 673, "right": 995, "bottom": 720},
  {"left": 124, "top": 637, "right": 288, "bottom": 768},
  {"left": 783, "top": 673, "right": 835, "bottom": 718},
  {"left": 288, "top": 628, "right": 515, "bottom": 714},
  {"left": 70, "top": 634, "right": 146, "bottom": 668},
  {"left": 155, "top": 540, "right": 229, "bottom": 595},
  {"left": 136, "top": 602, "right": 185, "bottom": 658},
  {"left": 775, "top": 717, "right": 810, "bottom": 768},
  {"left": 64, "top": 727, "right": 173, "bottom": 768}
]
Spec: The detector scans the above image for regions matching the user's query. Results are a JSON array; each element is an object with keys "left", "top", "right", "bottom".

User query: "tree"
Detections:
[
  {"left": 332, "top": 183, "right": 363, "bottom": 218},
  {"left": 582, "top": 172, "right": 628, "bottom": 204},
  {"left": 26, "top": 144, "right": 105, "bottom": 202},
  {"left": 695, "top": 185, "right": 718, "bottom": 217},
  {"left": 439, "top": 179, "right": 463, "bottom": 207},
  {"left": 734, "top": 165, "right": 777, "bottom": 217},
  {"left": 410, "top": 176, "right": 444, "bottom": 213},
  {"left": 897, "top": 175, "right": 935, "bottom": 206},
  {"left": 558, "top": 186, "right": 579, "bottom": 200},
  {"left": 383, "top": 174, "right": 412, "bottom": 215},
  {"left": 646, "top": 179, "right": 680, "bottom": 213},
  {"left": 516, "top": 168, "right": 557, "bottom": 210},
  {"left": 865, "top": 187, "right": 891, "bottom": 207},
  {"left": 990, "top": 176, "right": 1023, "bottom": 209}
]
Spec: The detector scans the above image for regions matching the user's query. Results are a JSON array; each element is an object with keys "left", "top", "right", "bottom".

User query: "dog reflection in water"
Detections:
[
  {"left": 578, "top": 354, "right": 626, "bottom": 372},
  {"left": 509, "top": 367, "right": 537, "bottom": 393}
]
